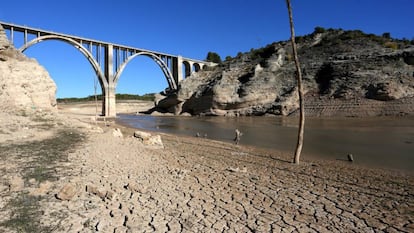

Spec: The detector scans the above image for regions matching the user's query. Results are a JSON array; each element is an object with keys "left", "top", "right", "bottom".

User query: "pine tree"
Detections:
[{"left": 206, "top": 52, "right": 222, "bottom": 63}]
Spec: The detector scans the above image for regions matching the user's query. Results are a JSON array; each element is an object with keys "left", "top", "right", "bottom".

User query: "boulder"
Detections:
[
  {"left": 133, "top": 130, "right": 164, "bottom": 149},
  {"left": 133, "top": 130, "right": 152, "bottom": 141},
  {"left": 143, "top": 134, "right": 164, "bottom": 149}
]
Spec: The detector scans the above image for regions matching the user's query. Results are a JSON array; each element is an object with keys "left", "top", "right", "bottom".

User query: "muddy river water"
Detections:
[{"left": 117, "top": 115, "right": 414, "bottom": 173}]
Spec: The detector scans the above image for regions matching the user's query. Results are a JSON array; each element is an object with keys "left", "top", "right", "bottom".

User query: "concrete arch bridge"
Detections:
[{"left": 0, "top": 21, "right": 215, "bottom": 117}]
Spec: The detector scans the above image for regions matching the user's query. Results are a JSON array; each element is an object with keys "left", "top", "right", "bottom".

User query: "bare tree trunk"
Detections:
[{"left": 286, "top": 0, "right": 305, "bottom": 164}]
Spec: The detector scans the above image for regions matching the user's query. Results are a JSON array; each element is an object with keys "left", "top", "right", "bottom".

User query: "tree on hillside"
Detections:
[
  {"left": 382, "top": 32, "right": 391, "bottom": 39},
  {"left": 206, "top": 52, "right": 222, "bottom": 63},
  {"left": 314, "top": 26, "right": 326, "bottom": 34},
  {"left": 286, "top": 0, "right": 305, "bottom": 164}
]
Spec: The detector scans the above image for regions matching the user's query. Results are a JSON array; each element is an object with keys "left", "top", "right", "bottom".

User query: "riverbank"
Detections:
[{"left": 0, "top": 106, "right": 413, "bottom": 232}]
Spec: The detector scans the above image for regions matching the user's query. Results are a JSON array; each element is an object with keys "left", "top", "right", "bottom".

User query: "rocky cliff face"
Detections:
[
  {"left": 155, "top": 29, "right": 414, "bottom": 117},
  {"left": 0, "top": 24, "right": 57, "bottom": 114}
]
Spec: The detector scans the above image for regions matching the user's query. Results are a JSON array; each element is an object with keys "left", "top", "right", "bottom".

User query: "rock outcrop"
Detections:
[
  {"left": 0, "top": 24, "right": 57, "bottom": 114},
  {"left": 154, "top": 29, "right": 414, "bottom": 117}
]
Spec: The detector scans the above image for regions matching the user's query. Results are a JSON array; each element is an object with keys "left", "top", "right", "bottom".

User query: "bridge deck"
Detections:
[{"left": 0, "top": 21, "right": 206, "bottom": 63}]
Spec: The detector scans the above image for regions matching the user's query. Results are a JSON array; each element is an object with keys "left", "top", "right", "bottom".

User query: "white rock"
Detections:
[{"left": 112, "top": 128, "right": 123, "bottom": 138}]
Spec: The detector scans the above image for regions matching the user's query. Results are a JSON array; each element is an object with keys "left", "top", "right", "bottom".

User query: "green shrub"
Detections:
[
  {"left": 285, "top": 53, "right": 293, "bottom": 62},
  {"left": 295, "top": 36, "right": 305, "bottom": 43},
  {"left": 314, "top": 26, "right": 326, "bottom": 34},
  {"left": 383, "top": 41, "right": 398, "bottom": 50},
  {"left": 250, "top": 44, "right": 275, "bottom": 61},
  {"left": 340, "top": 30, "right": 365, "bottom": 40},
  {"left": 382, "top": 32, "right": 391, "bottom": 39},
  {"left": 206, "top": 52, "right": 222, "bottom": 63}
]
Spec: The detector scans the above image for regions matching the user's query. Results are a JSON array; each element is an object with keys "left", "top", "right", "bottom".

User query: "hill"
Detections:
[
  {"left": 57, "top": 93, "right": 155, "bottom": 103},
  {"left": 154, "top": 28, "right": 414, "bottom": 117}
]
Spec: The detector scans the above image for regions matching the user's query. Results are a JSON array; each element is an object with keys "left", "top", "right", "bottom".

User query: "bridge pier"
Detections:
[
  {"left": 103, "top": 85, "right": 117, "bottom": 117},
  {"left": 172, "top": 56, "right": 184, "bottom": 85},
  {"left": 104, "top": 44, "right": 117, "bottom": 117}
]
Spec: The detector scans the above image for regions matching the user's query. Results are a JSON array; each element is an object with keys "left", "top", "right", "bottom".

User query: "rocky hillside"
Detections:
[
  {"left": 0, "top": 24, "right": 59, "bottom": 142},
  {"left": 0, "top": 24, "right": 57, "bottom": 114},
  {"left": 155, "top": 28, "right": 414, "bottom": 117}
]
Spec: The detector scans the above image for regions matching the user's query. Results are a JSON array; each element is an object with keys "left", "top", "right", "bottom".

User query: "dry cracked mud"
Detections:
[{"left": 0, "top": 119, "right": 413, "bottom": 233}]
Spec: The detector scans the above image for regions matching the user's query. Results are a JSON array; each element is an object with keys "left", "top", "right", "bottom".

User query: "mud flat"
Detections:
[{"left": 0, "top": 108, "right": 413, "bottom": 232}]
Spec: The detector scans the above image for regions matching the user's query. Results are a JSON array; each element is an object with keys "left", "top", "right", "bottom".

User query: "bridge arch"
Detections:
[
  {"left": 181, "top": 60, "right": 206, "bottom": 79},
  {"left": 19, "top": 35, "right": 107, "bottom": 90},
  {"left": 114, "top": 52, "right": 177, "bottom": 90},
  {"left": 193, "top": 63, "right": 202, "bottom": 72},
  {"left": 182, "top": 60, "right": 191, "bottom": 79}
]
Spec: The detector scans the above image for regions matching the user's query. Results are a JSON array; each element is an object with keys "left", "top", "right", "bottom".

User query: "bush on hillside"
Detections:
[{"left": 206, "top": 52, "right": 222, "bottom": 63}]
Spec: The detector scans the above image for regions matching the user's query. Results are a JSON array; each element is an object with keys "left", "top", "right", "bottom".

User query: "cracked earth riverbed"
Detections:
[{"left": 1, "top": 121, "right": 413, "bottom": 232}]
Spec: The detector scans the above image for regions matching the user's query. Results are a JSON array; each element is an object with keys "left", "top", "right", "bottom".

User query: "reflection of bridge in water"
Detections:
[{"left": 0, "top": 21, "right": 215, "bottom": 117}]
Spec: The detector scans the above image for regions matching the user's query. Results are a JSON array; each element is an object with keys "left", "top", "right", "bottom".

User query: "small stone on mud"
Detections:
[{"left": 56, "top": 183, "right": 77, "bottom": 201}]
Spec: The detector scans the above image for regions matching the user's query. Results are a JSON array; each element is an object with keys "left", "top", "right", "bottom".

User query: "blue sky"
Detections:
[{"left": 1, "top": 0, "right": 413, "bottom": 98}]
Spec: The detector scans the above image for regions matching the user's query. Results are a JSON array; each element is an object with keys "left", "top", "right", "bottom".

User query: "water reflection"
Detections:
[{"left": 117, "top": 115, "right": 414, "bottom": 173}]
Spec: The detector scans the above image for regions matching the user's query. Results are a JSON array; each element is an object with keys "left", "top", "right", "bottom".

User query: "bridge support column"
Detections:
[
  {"left": 103, "top": 44, "right": 117, "bottom": 117},
  {"left": 172, "top": 56, "right": 183, "bottom": 86},
  {"left": 104, "top": 85, "right": 116, "bottom": 117}
]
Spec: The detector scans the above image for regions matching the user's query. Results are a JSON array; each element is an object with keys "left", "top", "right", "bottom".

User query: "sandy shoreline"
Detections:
[{"left": 0, "top": 105, "right": 413, "bottom": 232}]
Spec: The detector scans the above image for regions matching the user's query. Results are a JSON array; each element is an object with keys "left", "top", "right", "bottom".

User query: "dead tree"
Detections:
[{"left": 286, "top": 0, "right": 305, "bottom": 164}]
